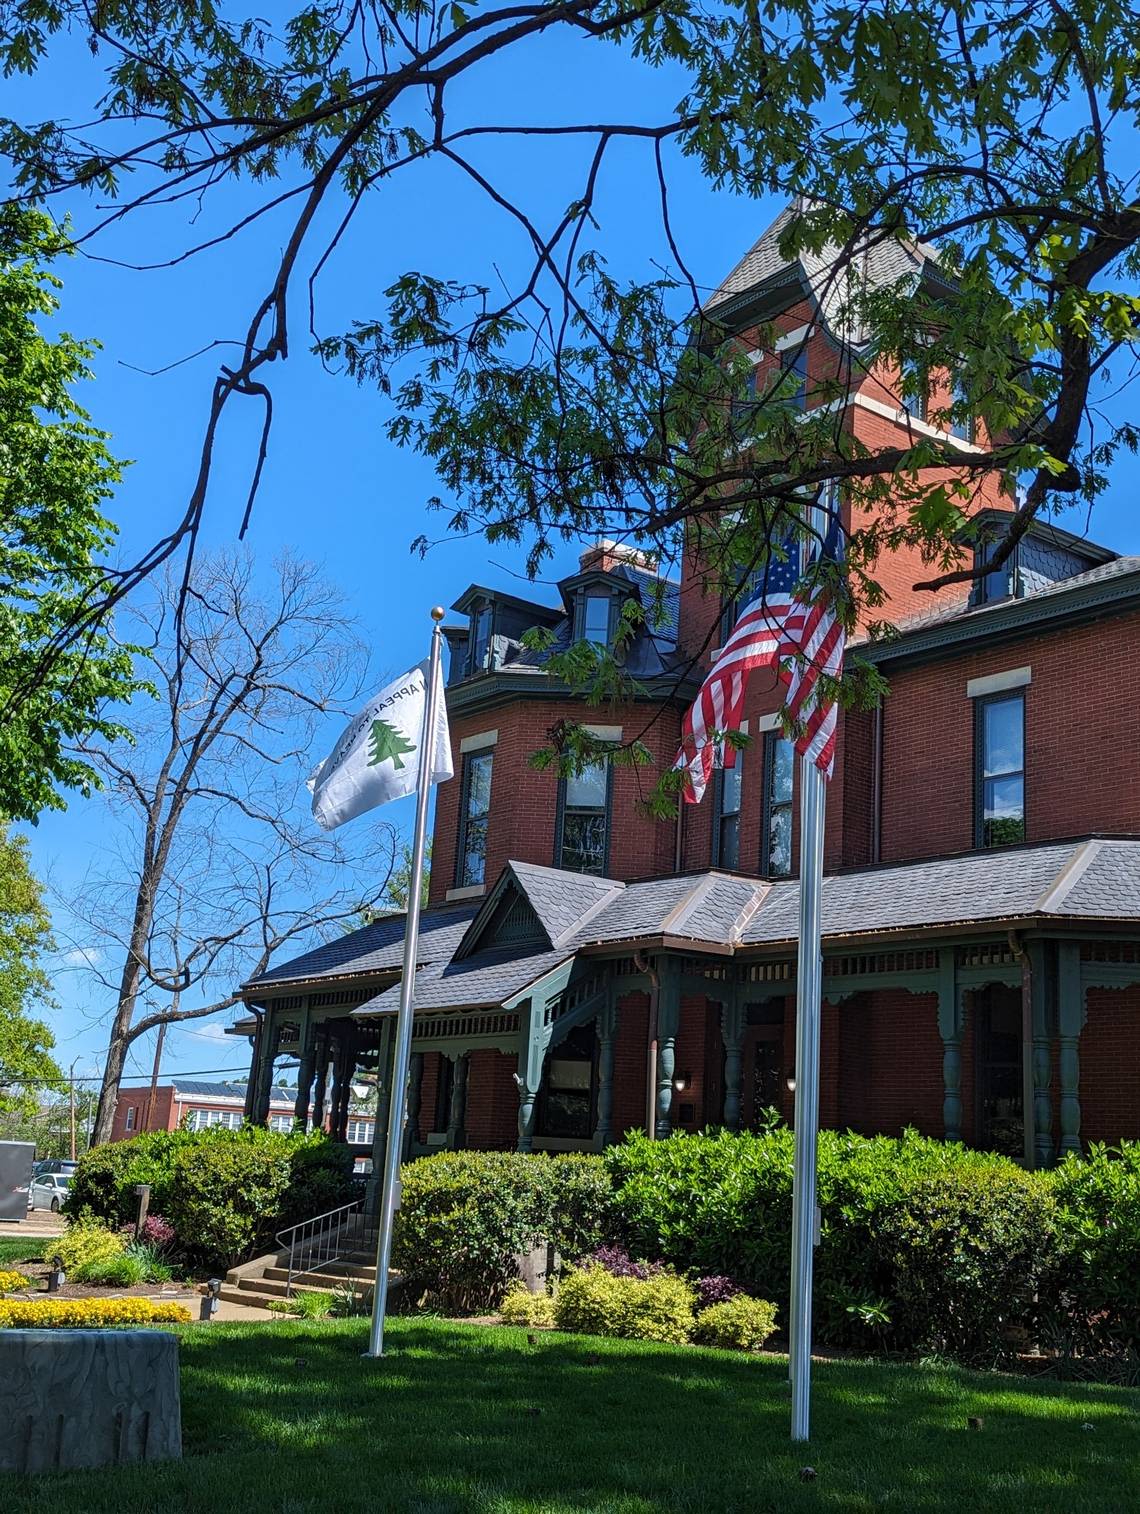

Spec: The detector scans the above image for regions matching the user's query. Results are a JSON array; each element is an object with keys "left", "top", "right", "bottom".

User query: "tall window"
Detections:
[
  {"left": 124, "top": 1105, "right": 136, "bottom": 1131},
  {"left": 558, "top": 760, "right": 610, "bottom": 875},
  {"left": 582, "top": 593, "right": 611, "bottom": 648},
  {"left": 976, "top": 692, "right": 1025, "bottom": 847},
  {"left": 901, "top": 356, "right": 927, "bottom": 422},
  {"left": 950, "top": 374, "right": 975, "bottom": 443},
  {"left": 469, "top": 602, "right": 493, "bottom": 674},
  {"left": 761, "top": 733, "right": 794, "bottom": 877},
  {"left": 780, "top": 346, "right": 808, "bottom": 410},
  {"left": 456, "top": 750, "right": 493, "bottom": 887},
  {"left": 714, "top": 758, "right": 743, "bottom": 870}
]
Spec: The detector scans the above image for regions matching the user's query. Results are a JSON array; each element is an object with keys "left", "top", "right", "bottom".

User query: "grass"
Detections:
[
  {"left": 0, "top": 1237, "right": 45, "bottom": 1268},
  {"left": 2, "top": 1317, "right": 1139, "bottom": 1513}
]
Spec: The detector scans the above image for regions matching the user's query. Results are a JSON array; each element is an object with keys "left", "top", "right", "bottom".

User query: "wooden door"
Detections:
[{"left": 742, "top": 1026, "right": 783, "bottom": 1131}]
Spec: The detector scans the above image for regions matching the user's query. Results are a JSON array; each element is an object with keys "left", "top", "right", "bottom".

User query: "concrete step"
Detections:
[{"left": 263, "top": 1263, "right": 376, "bottom": 1286}]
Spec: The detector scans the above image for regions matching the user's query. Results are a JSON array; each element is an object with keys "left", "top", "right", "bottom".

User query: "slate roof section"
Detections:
[
  {"left": 252, "top": 841, "right": 1140, "bottom": 1015},
  {"left": 355, "top": 945, "right": 572, "bottom": 1016},
  {"left": 245, "top": 903, "right": 479, "bottom": 988},
  {"left": 854, "top": 555, "right": 1140, "bottom": 654},
  {"left": 708, "top": 201, "right": 935, "bottom": 343},
  {"left": 509, "top": 561, "right": 681, "bottom": 678},
  {"left": 122, "top": 1079, "right": 295, "bottom": 1105},
  {"left": 510, "top": 862, "right": 626, "bottom": 947}
]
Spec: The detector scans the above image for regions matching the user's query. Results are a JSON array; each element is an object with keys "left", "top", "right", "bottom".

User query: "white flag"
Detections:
[{"left": 308, "top": 658, "right": 453, "bottom": 831}]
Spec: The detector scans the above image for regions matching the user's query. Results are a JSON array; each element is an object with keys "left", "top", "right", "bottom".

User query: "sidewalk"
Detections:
[{"left": 0, "top": 1210, "right": 66, "bottom": 1240}]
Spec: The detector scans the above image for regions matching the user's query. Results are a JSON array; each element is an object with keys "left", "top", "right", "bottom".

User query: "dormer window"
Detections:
[
  {"left": 469, "top": 602, "right": 493, "bottom": 674},
  {"left": 974, "top": 544, "right": 1019, "bottom": 606},
  {"left": 582, "top": 593, "right": 612, "bottom": 648}
]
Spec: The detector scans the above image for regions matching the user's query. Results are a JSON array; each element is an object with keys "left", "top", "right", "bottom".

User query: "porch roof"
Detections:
[{"left": 253, "top": 837, "right": 1140, "bottom": 1015}]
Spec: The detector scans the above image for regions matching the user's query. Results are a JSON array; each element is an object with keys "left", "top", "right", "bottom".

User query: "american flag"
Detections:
[
  {"left": 674, "top": 517, "right": 846, "bottom": 803},
  {"left": 778, "top": 514, "right": 846, "bottom": 780}
]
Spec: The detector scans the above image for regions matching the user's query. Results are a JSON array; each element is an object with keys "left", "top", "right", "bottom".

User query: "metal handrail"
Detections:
[{"left": 274, "top": 1198, "right": 364, "bottom": 1298}]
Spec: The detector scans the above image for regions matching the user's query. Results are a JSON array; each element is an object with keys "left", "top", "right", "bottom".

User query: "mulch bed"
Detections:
[{"left": 6, "top": 1257, "right": 199, "bottom": 1303}]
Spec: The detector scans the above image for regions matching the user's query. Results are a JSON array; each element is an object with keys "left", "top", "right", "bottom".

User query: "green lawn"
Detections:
[
  {"left": 2, "top": 1317, "right": 1138, "bottom": 1513},
  {"left": 0, "top": 1236, "right": 45, "bottom": 1267}
]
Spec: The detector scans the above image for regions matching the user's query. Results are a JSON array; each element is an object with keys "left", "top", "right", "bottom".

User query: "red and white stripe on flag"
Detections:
[{"left": 674, "top": 517, "right": 846, "bottom": 801}]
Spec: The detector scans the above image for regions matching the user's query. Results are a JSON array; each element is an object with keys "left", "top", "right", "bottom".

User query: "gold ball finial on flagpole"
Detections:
[{"left": 431, "top": 606, "right": 445, "bottom": 622}]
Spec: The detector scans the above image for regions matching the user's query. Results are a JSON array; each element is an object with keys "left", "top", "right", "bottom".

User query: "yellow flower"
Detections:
[
  {"left": 0, "top": 1270, "right": 32, "bottom": 1295},
  {"left": 0, "top": 1297, "right": 191, "bottom": 1328}
]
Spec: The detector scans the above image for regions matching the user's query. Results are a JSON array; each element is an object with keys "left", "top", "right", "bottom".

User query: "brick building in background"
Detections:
[
  {"left": 109, "top": 1080, "right": 300, "bottom": 1141},
  {"left": 233, "top": 204, "right": 1140, "bottom": 1173}
]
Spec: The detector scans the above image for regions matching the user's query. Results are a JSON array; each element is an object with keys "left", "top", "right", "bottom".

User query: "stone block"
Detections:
[{"left": 0, "top": 1330, "right": 182, "bottom": 1473}]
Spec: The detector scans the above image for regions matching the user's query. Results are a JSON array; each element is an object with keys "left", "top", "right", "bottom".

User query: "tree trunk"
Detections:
[{"left": 91, "top": 1026, "right": 132, "bottom": 1146}]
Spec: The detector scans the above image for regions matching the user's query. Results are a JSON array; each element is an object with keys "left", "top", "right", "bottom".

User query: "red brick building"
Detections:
[
  {"left": 110, "top": 1080, "right": 300, "bottom": 1141},
  {"left": 237, "top": 205, "right": 1140, "bottom": 1172}
]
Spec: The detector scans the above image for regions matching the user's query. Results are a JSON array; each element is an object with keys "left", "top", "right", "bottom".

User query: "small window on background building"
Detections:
[
  {"left": 582, "top": 593, "right": 611, "bottom": 648},
  {"left": 761, "top": 734, "right": 794, "bottom": 878},
  {"left": 780, "top": 346, "right": 808, "bottom": 410},
  {"left": 125, "top": 1106, "right": 136, "bottom": 1131},
  {"left": 558, "top": 760, "right": 610, "bottom": 875},
  {"left": 714, "top": 758, "right": 743, "bottom": 871},
  {"left": 469, "top": 603, "right": 493, "bottom": 674},
  {"left": 457, "top": 750, "right": 493, "bottom": 887},
  {"left": 976, "top": 692, "right": 1025, "bottom": 847}
]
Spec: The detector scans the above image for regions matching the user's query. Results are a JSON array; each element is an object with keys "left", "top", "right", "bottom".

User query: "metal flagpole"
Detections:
[
  {"left": 364, "top": 606, "right": 446, "bottom": 1359},
  {"left": 788, "top": 502, "right": 829, "bottom": 1442}
]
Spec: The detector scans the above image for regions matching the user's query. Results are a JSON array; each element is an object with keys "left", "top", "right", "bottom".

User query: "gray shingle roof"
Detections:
[
  {"left": 122, "top": 1078, "right": 294, "bottom": 1106},
  {"left": 708, "top": 201, "right": 934, "bottom": 343},
  {"left": 356, "top": 945, "right": 572, "bottom": 1016},
  {"left": 509, "top": 861, "right": 625, "bottom": 947},
  {"left": 256, "top": 841, "right": 1140, "bottom": 1017},
  {"left": 245, "top": 903, "right": 479, "bottom": 988},
  {"left": 860, "top": 554, "right": 1140, "bottom": 649}
]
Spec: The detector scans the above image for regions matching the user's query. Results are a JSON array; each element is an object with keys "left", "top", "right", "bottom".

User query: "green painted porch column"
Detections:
[
  {"left": 720, "top": 999, "right": 744, "bottom": 1131},
  {"left": 594, "top": 1001, "right": 617, "bottom": 1150},
  {"left": 293, "top": 1009, "right": 315, "bottom": 1131},
  {"left": 369, "top": 1019, "right": 394, "bottom": 1190},
  {"left": 1029, "top": 943, "right": 1054, "bottom": 1168},
  {"left": 1058, "top": 943, "right": 1084, "bottom": 1157},
  {"left": 655, "top": 960, "right": 681, "bottom": 1139},
  {"left": 311, "top": 1025, "right": 331, "bottom": 1130},
  {"left": 936, "top": 956, "right": 963, "bottom": 1143},
  {"left": 252, "top": 1008, "right": 281, "bottom": 1125},
  {"left": 446, "top": 1053, "right": 469, "bottom": 1150},
  {"left": 402, "top": 1052, "right": 424, "bottom": 1160}
]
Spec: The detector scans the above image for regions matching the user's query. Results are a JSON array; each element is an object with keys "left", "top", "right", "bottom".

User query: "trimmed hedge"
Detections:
[
  {"left": 68, "top": 1127, "right": 356, "bottom": 1272},
  {"left": 607, "top": 1128, "right": 1058, "bottom": 1360},
  {"left": 694, "top": 1295, "right": 779, "bottom": 1352}
]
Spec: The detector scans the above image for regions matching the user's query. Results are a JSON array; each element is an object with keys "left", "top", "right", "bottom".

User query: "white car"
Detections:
[{"left": 28, "top": 1172, "right": 70, "bottom": 1213}]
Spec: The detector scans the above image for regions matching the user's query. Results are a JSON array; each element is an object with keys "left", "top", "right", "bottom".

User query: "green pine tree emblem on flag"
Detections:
[{"left": 368, "top": 719, "right": 416, "bottom": 770}]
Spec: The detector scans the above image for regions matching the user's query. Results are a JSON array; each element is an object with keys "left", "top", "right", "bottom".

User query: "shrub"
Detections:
[
  {"left": 552, "top": 1263, "right": 695, "bottom": 1344},
  {"left": 66, "top": 1128, "right": 200, "bottom": 1224},
  {"left": 694, "top": 1295, "right": 778, "bottom": 1352},
  {"left": 0, "top": 1271, "right": 31, "bottom": 1295},
  {"left": 547, "top": 1154, "right": 621, "bottom": 1261},
  {"left": 694, "top": 1275, "right": 742, "bottom": 1311},
  {"left": 68, "top": 1128, "right": 355, "bottom": 1272},
  {"left": 124, "top": 1214, "right": 176, "bottom": 1253},
  {"left": 606, "top": 1127, "right": 1057, "bottom": 1361},
  {"left": 586, "top": 1244, "right": 660, "bottom": 1280},
  {"left": 330, "top": 1280, "right": 371, "bottom": 1318},
  {"left": 0, "top": 1298, "right": 191, "bottom": 1328},
  {"left": 500, "top": 1283, "right": 556, "bottom": 1328},
  {"left": 1049, "top": 1142, "right": 1140, "bottom": 1351},
  {"left": 164, "top": 1127, "right": 355, "bottom": 1271},
  {"left": 393, "top": 1151, "right": 552, "bottom": 1312},
  {"left": 54, "top": 1218, "right": 126, "bottom": 1277}
]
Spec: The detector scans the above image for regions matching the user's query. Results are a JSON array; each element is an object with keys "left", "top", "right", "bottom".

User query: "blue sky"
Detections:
[{"left": 12, "top": 25, "right": 1138, "bottom": 1093}]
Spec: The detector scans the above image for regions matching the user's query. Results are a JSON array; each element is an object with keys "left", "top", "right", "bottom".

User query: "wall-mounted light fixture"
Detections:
[
  {"left": 673, "top": 1071, "right": 691, "bottom": 1093},
  {"left": 785, "top": 1074, "right": 797, "bottom": 1094}
]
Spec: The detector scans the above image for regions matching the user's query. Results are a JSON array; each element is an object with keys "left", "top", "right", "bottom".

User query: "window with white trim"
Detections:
[
  {"left": 761, "top": 733, "right": 794, "bottom": 878},
  {"left": 456, "top": 749, "right": 493, "bottom": 888},
  {"left": 557, "top": 760, "right": 610, "bottom": 875},
  {"left": 714, "top": 758, "right": 743, "bottom": 871}
]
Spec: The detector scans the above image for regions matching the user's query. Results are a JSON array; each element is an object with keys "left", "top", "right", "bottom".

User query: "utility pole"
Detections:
[
  {"left": 68, "top": 1058, "right": 79, "bottom": 1160},
  {"left": 145, "top": 1018, "right": 169, "bottom": 1133}
]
